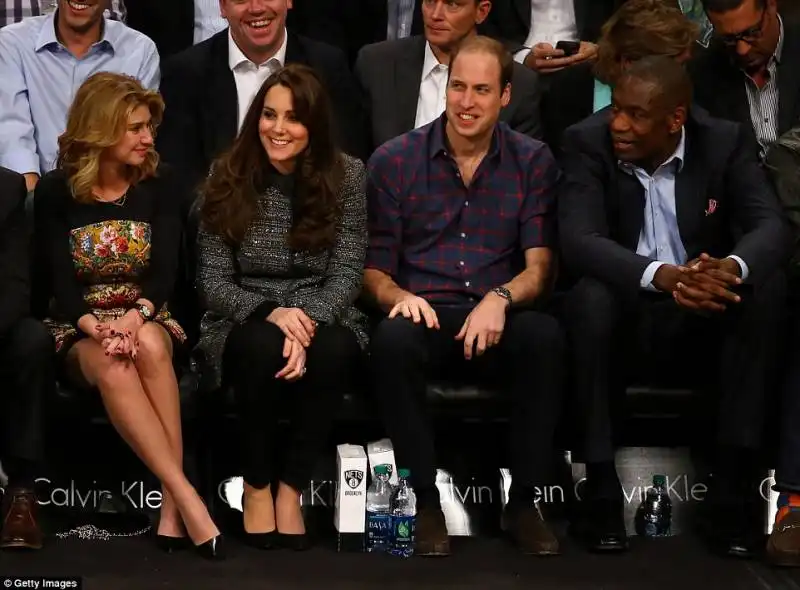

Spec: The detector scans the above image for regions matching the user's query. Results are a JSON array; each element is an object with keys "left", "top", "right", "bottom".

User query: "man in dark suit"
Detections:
[
  {"left": 0, "top": 167, "right": 54, "bottom": 552},
  {"left": 478, "top": 0, "right": 621, "bottom": 74},
  {"left": 559, "top": 57, "right": 788, "bottom": 556},
  {"left": 690, "top": 0, "right": 800, "bottom": 157},
  {"left": 356, "top": 0, "right": 542, "bottom": 152},
  {"left": 289, "top": 0, "right": 424, "bottom": 66},
  {"left": 157, "top": 0, "right": 367, "bottom": 196}
]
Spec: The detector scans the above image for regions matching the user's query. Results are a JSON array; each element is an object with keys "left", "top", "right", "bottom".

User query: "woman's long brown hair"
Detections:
[{"left": 200, "top": 64, "right": 344, "bottom": 251}]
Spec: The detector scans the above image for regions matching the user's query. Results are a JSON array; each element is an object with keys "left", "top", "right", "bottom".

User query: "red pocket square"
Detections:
[{"left": 705, "top": 199, "right": 718, "bottom": 216}]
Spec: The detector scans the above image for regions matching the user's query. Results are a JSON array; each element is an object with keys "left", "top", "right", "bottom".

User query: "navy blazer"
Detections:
[{"left": 558, "top": 106, "right": 790, "bottom": 296}]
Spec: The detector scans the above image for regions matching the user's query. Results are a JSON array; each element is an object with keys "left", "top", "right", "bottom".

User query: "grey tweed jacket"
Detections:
[{"left": 195, "top": 154, "right": 369, "bottom": 387}]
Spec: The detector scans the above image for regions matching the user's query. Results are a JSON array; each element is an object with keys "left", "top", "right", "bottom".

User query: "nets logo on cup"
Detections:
[{"left": 344, "top": 470, "right": 364, "bottom": 490}]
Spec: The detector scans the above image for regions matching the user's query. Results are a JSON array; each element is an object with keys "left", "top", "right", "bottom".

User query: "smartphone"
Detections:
[{"left": 555, "top": 40, "right": 580, "bottom": 57}]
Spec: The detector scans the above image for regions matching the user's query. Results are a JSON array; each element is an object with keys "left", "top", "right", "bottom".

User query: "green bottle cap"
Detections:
[
  {"left": 653, "top": 474, "right": 666, "bottom": 487},
  {"left": 374, "top": 464, "right": 389, "bottom": 476},
  {"left": 398, "top": 468, "right": 411, "bottom": 478}
]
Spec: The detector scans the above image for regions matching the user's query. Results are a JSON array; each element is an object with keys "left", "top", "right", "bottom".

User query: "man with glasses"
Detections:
[{"left": 689, "top": 0, "right": 799, "bottom": 159}]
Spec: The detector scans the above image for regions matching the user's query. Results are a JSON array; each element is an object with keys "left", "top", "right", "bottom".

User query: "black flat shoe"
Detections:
[
  {"left": 156, "top": 534, "right": 190, "bottom": 553},
  {"left": 244, "top": 530, "right": 279, "bottom": 550},
  {"left": 195, "top": 534, "right": 226, "bottom": 561},
  {"left": 278, "top": 532, "right": 311, "bottom": 551}
]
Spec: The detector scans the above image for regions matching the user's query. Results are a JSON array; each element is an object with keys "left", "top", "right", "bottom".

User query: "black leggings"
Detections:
[{"left": 223, "top": 320, "right": 362, "bottom": 491}]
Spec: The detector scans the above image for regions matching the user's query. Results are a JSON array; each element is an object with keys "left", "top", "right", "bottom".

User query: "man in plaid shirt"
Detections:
[
  {"left": 0, "top": 0, "right": 126, "bottom": 27},
  {"left": 363, "top": 35, "right": 565, "bottom": 558}
]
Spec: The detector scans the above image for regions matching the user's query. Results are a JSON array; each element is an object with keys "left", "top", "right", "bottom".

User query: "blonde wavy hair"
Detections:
[
  {"left": 594, "top": 0, "right": 699, "bottom": 85},
  {"left": 56, "top": 72, "right": 164, "bottom": 204}
]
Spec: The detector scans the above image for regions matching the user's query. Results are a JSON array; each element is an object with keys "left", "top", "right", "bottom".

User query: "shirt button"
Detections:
[
  {"left": 459, "top": 261, "right": 465, "bottom": 266},
  {"left": 464, "top": 201, "right": 469, "bottom": 207},
  {"left": 465, "top": 281, "right": 471, "bottom": 287},
  {"left": 461, "top": 233, "right": 466, "bottom": 238}
]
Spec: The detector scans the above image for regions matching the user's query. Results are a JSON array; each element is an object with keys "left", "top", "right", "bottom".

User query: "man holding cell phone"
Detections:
[{"left": 479, "top": 0, "right": 622, "bottom": 74}]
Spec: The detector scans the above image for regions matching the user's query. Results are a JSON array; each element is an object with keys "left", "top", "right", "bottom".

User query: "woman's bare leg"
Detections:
[
  {"left": 275, "top": 481, "right": 305, "bottom": 535},
  {"left": 131, "top": 323, "right": 183, "bottom": 538},
  {"left": 67, "top": 339, "right": 218, "bottom": 545}
]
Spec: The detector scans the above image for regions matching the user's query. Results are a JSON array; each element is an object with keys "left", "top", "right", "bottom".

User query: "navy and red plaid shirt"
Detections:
[{"left": 365, "top": 115, "right": 561, "bottom": 305}]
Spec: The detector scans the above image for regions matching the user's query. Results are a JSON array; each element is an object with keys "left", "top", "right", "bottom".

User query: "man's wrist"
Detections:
[{"left": 721, "top": 257, "right": 743, "bottom": 277}]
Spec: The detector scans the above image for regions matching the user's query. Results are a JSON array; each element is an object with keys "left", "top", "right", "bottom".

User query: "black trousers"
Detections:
[
  {"left": 561, "top": 275, "right": 785, "bottom": 465},
  {"left": 223, "top": 320, "right": 362, "bottom": 491},
  {"left": 369, "top": 306, "right": 565, "bottom": 493},
  {"left": 776, "top": 277, "right": 800, "bottom": 493},
  {"left": 0, "top": 317, "right": 54, "bottom": 486}
]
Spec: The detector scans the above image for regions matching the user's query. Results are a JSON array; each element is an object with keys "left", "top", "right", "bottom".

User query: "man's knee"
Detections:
[
  {"left": 370, "top": 316, "right": 427, "bottom": 358},
  {"left": 505, "top": 311, "right": 565, "bottom": 355},
  {"left": 563, "top": 277, "right": 621, "bottom": 340}
]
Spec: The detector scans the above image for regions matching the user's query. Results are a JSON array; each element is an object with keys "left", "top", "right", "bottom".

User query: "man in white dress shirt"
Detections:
[
  {"left": 480, "top": 0, "right": 620, "bottom": 75},
  {"left": 158, "top": 0, "right": 366, "bottom": 195},
  {"left": 356, "top": 0, "right": 542, "bottom": 152}
]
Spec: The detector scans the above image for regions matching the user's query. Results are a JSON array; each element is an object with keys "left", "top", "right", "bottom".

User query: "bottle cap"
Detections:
[
  {"left": 653, "top": 474, "right": 666, "bottom": 487},
  {"left": 374, "top": 464, "right": 389, "bottom": 476},
  {"left": 398, "top": 468, "right": 411, "bottom": 478}
]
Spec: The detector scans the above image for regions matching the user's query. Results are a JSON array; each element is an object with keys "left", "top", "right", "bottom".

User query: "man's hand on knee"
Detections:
[{"left": 388, "top": 295, "right": 440, "bottom": 329}]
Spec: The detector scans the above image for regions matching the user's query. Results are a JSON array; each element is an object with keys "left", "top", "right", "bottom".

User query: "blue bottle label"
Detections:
[{"left": 367, "top": 513, "right": 391, "bottom": 540}]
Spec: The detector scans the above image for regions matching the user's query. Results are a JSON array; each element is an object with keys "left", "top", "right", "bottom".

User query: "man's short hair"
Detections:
[
  {"left": 703, "top": 0, "right": 763, "bottom": 12},
  {"left": 448, "top": 35, "right": 514, "bottom": 91},
  {"left": 616, "top": 55, "right": 693, "bottom": 111}
]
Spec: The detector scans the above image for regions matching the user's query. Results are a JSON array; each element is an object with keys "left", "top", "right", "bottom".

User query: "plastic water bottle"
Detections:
[
  {"left": 365, "top": 464, "right": 393, "bottom": 553},
  {"left": 634, "top": 474, "right": 672, "bottom": 537},
  {"left": 390, "top": 468, "right": 416, "bottom": 557}
]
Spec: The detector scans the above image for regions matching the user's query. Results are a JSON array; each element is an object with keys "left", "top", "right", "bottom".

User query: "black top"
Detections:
[{"left": 35, "top": 167, "right": 184, "bottom": 326}]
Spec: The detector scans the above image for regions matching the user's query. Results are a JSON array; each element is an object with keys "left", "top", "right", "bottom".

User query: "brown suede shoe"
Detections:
[
  {"left": 767, "top": 510, "right": 800, "bottom": 567},
  {"left": 1, "top": 488, "right": 43, "bottom": 550},
  {"left": 501, "top": 503, "right": 560, "bottom": 556},
  {"left": 415, "top": 506, "right": 450, "bottom": 556}
]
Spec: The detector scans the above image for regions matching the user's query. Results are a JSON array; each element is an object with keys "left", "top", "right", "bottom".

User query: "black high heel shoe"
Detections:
[
  {"left": 244, "top": 530, "right": 279, "bottom": 550},
  {"left": 277, "top": 532, "right": 311, "bottom": 551},
  {"left": 195, "top": 534, "right": 226, "bottom": 561},
  {"left": 156, "top": 534, "right": 190, "bottom": 553}
]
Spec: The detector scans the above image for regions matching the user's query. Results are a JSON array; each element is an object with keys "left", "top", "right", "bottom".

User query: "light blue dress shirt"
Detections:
[
  {"left": 593, "top": 79, "right": 612, "bottom": 113},
  {"left": 619, "top": 129, "right": 749, "bottom": 290},
  {"left": 193, "top": 0, "right": 227, "bottom": 45},
  {"left": 0, "top": 13, "right": 159, "bottom": 176}
]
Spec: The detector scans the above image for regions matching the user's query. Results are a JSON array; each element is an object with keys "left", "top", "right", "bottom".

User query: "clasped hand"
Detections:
[
  {"left": 266, "top": 307, "right": 315, "bottom": 381},
  {"left": 653, "top": 253, "right": 743, "bottom": 313},
  {"left": 92, "top": 311, "right": 144, "bottom": 360}
]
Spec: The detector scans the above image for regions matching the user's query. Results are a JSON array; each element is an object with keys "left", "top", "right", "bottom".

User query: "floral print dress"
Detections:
[{"left": 36, "top": 168, "right": 186, "bottom": 354}]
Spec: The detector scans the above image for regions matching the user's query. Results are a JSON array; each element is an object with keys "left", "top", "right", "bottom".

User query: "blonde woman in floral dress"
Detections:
[{"left": 35, "top": 72, "right": 223, "bottom": 560}]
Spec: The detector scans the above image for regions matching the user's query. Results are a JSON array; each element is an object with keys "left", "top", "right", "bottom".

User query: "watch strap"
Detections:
[{"left": 491, "top": 286, "right": 512, "bottom": 306}]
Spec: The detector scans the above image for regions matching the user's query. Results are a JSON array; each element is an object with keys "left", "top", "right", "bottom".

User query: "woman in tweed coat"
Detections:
[{"left": 195, "top": 64, "right": 368, "bottom": 551}]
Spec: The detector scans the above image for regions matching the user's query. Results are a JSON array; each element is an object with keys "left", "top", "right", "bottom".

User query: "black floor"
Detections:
[{"left": 2, "top": 534, "right": 800, "bottom": 590}]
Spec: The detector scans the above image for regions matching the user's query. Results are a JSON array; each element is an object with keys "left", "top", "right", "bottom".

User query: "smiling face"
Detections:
[
  {"left": 445, "top": 49, "right": 510, "bottom": 142},
  {"left": 259, "top": 84, "right": 309, "bottom": 174},
  {"left": 107, "top": 105, "right": 155, "bottom": 168},
  {"left": 220, "top": 0, "right": 291, "bottom": 63},
  {"left": 58, "top": 0, "right": 106, "bottom": 34}
]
